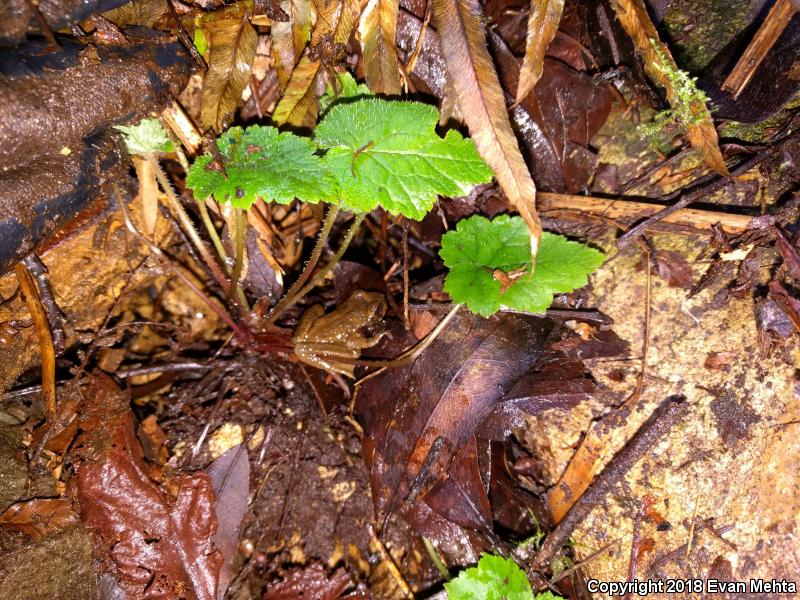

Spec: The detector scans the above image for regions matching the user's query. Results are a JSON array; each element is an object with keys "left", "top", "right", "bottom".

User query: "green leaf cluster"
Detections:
[
  {"left": 440, "top": 215, "right": 605, "bottom": 317},
  {"left": 185, "top": 94, "right": 492, "bottom": 217},
  {"left": 444, "top": 554, "right": 534, "bottom": 600},
  {"left": 115, "top": 118, "right": 174, "bottom": 156}
]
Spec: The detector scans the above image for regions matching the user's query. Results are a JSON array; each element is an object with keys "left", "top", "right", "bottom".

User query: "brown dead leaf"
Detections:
[
  {"left": 75, "top": 375, "right": 223, "bottom": 600},
  {"left": 138, "top": 414, "right": 169, "bottom": 465},
  {"left": 270, "top": 0, "right": 315, "bottom": 88},
  {"left": 355, "top": 311, "right": 553, "bottom": 523},
  {"left": 610, "top": 0, "right": 728, "bottom": 176},
  {"left": 273, "top": 0, "right": 361, "bottom": 127},
  {"left": 199, "top": 4, "right": 259, "bottom": 131},
  {"left": 262, "top": 563, "right": 362, "bottom": 599},
  {"left": 0, "top": 498, "right": 79, "bottom": 540},
  {"left": 431, "top": 0, "right": 542, "bottom": 259},
  {"left": 516, "top": 0, "right": 564, "bottom": 103},
  {"left": 359, "top": 0, "right": 402, "bottom": 94}
]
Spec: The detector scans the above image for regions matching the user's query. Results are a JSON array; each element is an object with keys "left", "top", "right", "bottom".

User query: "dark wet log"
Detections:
[
  {"left": 0, "top": 32, "right": 191, "bottom": 276},
  {"left": 0, "top": 0, "right": 130, "bottom": 46}
]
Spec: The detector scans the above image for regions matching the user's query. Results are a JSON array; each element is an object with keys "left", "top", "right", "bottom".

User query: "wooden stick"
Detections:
[
  {"left": 537, "top": 192, "right": 755, "bottom": 234},
  {"left": 15, "top": 263, "right": 57, "bottom": 422},
  {"left": 722, "top": 0, "right": 798, "bottom": 99}
]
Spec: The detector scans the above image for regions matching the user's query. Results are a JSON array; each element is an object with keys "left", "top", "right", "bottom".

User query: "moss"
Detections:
[{"left": 661, "top": 0, "right": 756, "bottom": 72}]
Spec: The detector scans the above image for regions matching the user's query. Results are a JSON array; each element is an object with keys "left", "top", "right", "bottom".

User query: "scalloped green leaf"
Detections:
[
  {"left": 115, "top": 118, "right": 174, "bottom": 156},
  {"left": 444, "top": 554, "right": 533, "bottom": 600},
  {"left": 440, "top": 215, "right": 605, "bottom": 317},
  {"left": 315, "top": 98, "right": 493, "bottom": 219},
  {"left": 186, "top": 125, "right": 334, "bottom": 208}
]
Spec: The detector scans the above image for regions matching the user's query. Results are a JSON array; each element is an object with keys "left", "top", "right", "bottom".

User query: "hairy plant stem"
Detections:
[
  {"left": 266, "top": 206, "right": 339, "bottom": 321},
  {"left": 196, "top": 196, "right": 229, "bottom": 269},
  {"left": 149, "top": 155, "right": 250, "bottom": 311},
  {"left": 266, "top": 207, "right": 351, "bottom": 323},
  {"left": 149, "top": 156, "right": 229, "bottom": 292},
  {"left": 228, "top": 207, "right": 245, "bottom": 302},
  {"left": 115, "top": 185, "right": 251, "bottom": 346}
]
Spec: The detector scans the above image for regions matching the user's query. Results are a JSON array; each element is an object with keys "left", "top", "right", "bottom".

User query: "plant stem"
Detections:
[
  {"left": 196, "top": 196, "right": 230, "bottom": 267},
  {"left": 265, "top": 206, "right": 341, "bottom": 321},
  {"left": 267, "top": 211, "right": 363, "bottom": 323},
  {"left": 149, "top": 156, "right": 230, "bottom": 293},
  {"left": 228, "top": 207, "right": 245, "bottom": 301}
]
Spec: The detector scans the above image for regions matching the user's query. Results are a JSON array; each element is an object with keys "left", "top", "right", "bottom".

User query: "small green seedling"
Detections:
[
  {"left": 115, "top": 118, "right": 174, "bottom": 156},
  {"left": 444, "top": 553, "right": 564, "bottom": 600},
  {"left": 439, "top": 215, "right": 605, "bottom": 316}
]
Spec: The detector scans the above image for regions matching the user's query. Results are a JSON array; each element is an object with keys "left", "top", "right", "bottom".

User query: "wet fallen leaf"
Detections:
[
  {"left": 75, "top": 376, "right": 223, "bottom": 600},
  {"left": 262, "top": 563, "right": 362, "bottom": 599},
  {"left": 355, "top": 310, "right": 553, "bottom": 522},
  {"left": 199, "top": 4, "right": 259, "bottom": 131},
  {"left": 775, "top": 228, "right": 800, "bottom": 281},
  {"left": 207, "top": 445, "right": 250, "bottom": 600},
  {"left": 273, "top": 0, "right": 360, "bottom": 127},
  {"left": 516, "top": 0, "right": 564, "bottom": 103},
  {"left": 610, "top": 0, "right": 729, "bottom": 176},
  {"left": 653, "top": 250, "right": 693, "bottom": 289},
  {"left": 768, "top": 279, "right": 800, "bottom": 333},
  {"left": 431, "top": 0, "right": 542, "bottom": 259},
  {"left": 359, "top": 0, "right": 402, "bottom": 94},
  {"left": 422, "top": 436, "right": 493, "bottom": 532},
  {"left": 0, "top": 498, "right": 79, "bottom": 540}
]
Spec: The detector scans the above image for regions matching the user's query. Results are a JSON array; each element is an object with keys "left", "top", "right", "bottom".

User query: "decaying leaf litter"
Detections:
[{"left": 2, "top": 0, "right": 800, "bottom": 597}]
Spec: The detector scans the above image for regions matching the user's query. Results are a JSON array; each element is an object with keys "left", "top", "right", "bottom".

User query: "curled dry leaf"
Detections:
[
  {"left": 355, "top": 310, "right": 553, "bottom": 523},
  {"left": 516, "top": 0, "right": 565, "bottom": 103},
  {"left": 0, "top": 498, "right": 79, "bottom": 540},
  {"left": 199, "top": 4, "right": 259, "bottom": 131},
  {"left": 359, "top": 0, "right": 402, "bottom": 94},
  {"left": 273, "top": 0, "right": 361, "bottom": 127},
  {"left": 431, "top": 0, "right": 542, "bottom": 260},
  {"left": 610, "top": 0, "right": 729, "bottom": 176},
  {"left": 270, "top": 0, "right": 315, "bottom": 88}
]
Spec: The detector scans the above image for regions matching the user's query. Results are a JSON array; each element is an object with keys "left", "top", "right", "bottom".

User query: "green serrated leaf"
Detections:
[
  {"left": 444, "top": 554, "right": 533, "bottom": 600},
  {"left": 186, "top": 125, "right": 334, "bottom": 208},
  {"left": 315, "top": 98, "right": 493, "bottom": 219},
  {"left": 535, "top": 592, "right": 566, "bottom": 600},
  {"left": 440, "top": 215, "right": 605, "bottom": 317},
  {"left": 319, "top": 71, "right": 372, "bottom": 115},
  {"left": 115, "top": 118, "right": 174, "bottom": 156}
]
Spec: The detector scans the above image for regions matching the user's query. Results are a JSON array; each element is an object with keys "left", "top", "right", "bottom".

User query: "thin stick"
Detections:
[
  {"left": 228, "top": 208, "right": 245, "bottom": 301},
  {"left": 722, "top": 0, "right": 796, "bottom": 98},
  {"left": 533, "top": 396, "right": 689, "bottom": 572},
  {"left": 15, "top": 264, "right": 56, "bottom": 422},
  {"left": 267, "top": 206, "right": 339, "bottom": 321},
  {"left": 548, "top": 539, "right": 621, "bottom": 585},
  {"left": 538, "top": 193, "right": 754, "bottom": 234},
  {"left": 268, "top": 211, "right": 361, "bottom": 323}
]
